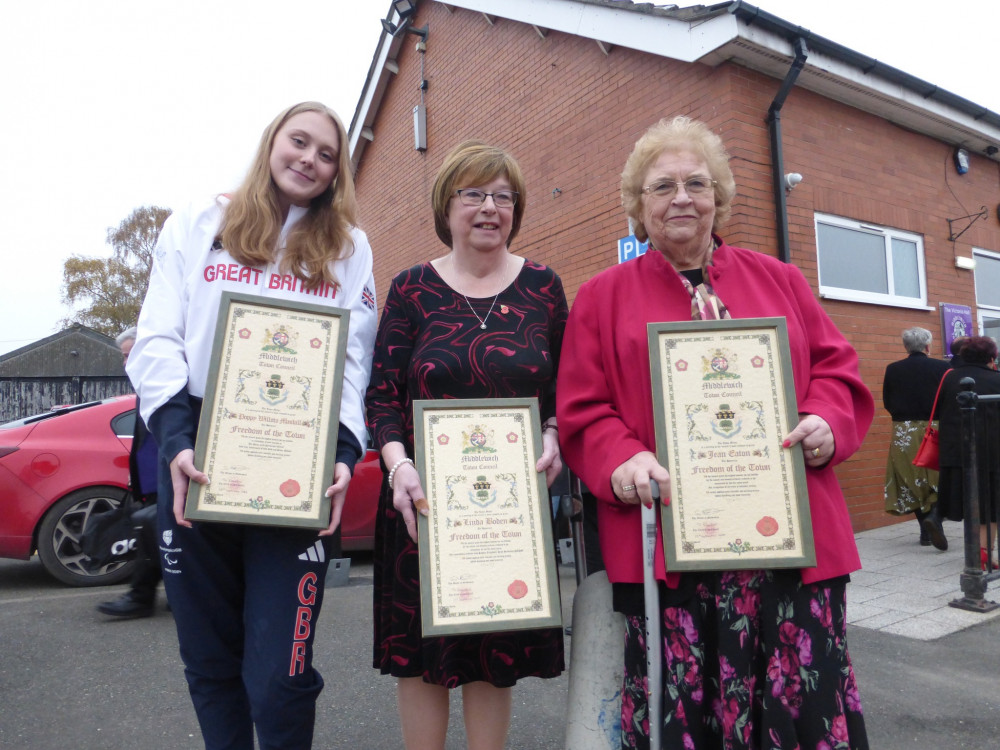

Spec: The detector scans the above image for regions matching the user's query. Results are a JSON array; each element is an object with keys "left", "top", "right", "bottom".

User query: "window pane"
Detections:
[
  {"left": 891, "top": 238, "right": 920, "bottom": 297},
  {"left": 818, "top": 222, "right": 888, "bottom": 293},
  {"left": 975, "top": 254, "right": 1000, "bottom": 308}
]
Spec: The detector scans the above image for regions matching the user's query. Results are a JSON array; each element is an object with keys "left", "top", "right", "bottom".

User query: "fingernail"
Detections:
[{"left": 782, "top": 440, "right": 791, "bottom": 448}]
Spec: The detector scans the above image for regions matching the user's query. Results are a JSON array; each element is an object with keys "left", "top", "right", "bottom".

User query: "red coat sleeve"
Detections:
[{"left": 557, "top": 271, "right": 659, "bottom": 506}]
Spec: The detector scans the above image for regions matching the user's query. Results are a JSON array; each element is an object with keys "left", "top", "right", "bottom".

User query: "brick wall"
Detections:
[{"left": 353, "top": 4, "right": 1000, "bottom": 532}]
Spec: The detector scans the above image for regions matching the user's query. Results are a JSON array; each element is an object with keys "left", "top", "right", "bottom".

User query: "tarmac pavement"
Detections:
[{"left": 2, "top": 519, "right": 999, "bottom": 749}]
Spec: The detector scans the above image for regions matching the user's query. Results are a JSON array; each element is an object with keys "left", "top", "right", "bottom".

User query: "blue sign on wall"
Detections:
[{"left": 617, "top": 235, "right": 648, "bottom": 264}]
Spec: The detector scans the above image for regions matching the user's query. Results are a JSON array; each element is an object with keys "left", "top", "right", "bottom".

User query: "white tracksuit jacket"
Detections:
[{"left": 127, "top": 196, "right": 376, "bottom": 460}]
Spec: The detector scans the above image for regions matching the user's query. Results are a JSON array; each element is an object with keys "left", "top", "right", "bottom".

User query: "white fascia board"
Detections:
[
  {"left": 349, "top": 26, "right": 401, "bottom": 168},
  {"left": 438, "top": 0, "right": 741, "bottom": 63},
  {"left": 714, "top": 23, "right": 1000, "bottom": 148}
]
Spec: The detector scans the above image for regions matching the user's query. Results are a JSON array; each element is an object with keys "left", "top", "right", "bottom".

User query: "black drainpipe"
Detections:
[{"left": 766, "top": 37, "right": 808, "bottom": 263}]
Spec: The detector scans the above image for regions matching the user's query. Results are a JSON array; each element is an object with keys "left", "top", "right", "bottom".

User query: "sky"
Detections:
[{"left": 1, "top": 0, "right": 996, "bottom": 357}]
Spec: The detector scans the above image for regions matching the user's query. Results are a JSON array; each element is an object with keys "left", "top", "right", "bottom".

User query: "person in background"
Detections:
[
  {"left": 126, "top": 102, "right": 376, "bottom": 750},
  {"left": 366, "top": 140, "right": 565, "bottom": 750},
  {"left": 882, "top": 327, "right": 950, "bottom": 547},
  {"left": 96, "top": 326, "right": 163, "bottom": 618},
  {"left": 922, "top": 334, "right": 974, "bottom": 550},
  {"left": 558, "top": 116, "right": 872, "bottom": 749},
  {"left": 927, "top": 335, "right": 1000, "bottom": 570},
  {"left": 949, "top": 335, "right": 970, "bottom": 368}
]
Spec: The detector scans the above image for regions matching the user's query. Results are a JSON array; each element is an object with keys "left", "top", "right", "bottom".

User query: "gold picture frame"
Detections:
[
  {"left": 185, "top": 292, "right": 349, "bottom": 529},
  {"left": 414, "top": 398, "right": 562, "bottom": 636},
  {"left": 647, "top": 317, "right": 815, "bottom": 570}
]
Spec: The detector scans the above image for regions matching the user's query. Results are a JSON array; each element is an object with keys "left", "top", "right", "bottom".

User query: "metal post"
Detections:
[
  {"left": 644, "top": 482, "right": 663, "bottom": 750},
  {"left": 563, "top": 470, "right": 587, "bottom": 586},
  {"left": 949, "top": 378, "right": 999, "bottom": 612},
  {"left": 984, "top": 395, "right": 998, "bottom": 578}
]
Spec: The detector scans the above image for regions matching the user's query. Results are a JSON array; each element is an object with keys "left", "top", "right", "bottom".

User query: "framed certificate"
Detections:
[
  {"left": 414, "top": 398, "right": 562, "bottom": 636},
  {"left": 647, "top": 317, "right": 815, "bottom": 570},
  {"left": 185, "top": 292, "right": 350, "bottom": 528}
]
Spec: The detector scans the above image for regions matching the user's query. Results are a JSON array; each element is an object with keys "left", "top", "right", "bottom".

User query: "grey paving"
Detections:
[{"left": 849, "top": 519, "right": 1000, "bottom": 639}]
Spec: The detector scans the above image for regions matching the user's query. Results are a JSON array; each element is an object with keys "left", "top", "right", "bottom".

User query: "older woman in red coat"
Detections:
[{"left": 558, "top": 117, "right": 873, "bottom": 750}]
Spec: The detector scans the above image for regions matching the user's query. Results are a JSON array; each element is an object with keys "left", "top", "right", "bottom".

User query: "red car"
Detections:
[{"left": 0, "top": 395, "right": 382, "bottom": 586}]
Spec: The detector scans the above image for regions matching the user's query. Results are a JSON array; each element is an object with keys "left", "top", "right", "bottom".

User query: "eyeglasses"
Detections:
[
  {"left": 641, "top": 177, "right": 717, "bottom": 198},
  {"left": 454, "top": 189, "right": 518, "bottom": 208}
]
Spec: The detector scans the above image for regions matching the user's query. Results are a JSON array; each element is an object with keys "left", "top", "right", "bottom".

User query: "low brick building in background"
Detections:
[{"left": 349, "top": 0, "right": 1000, "bottom": 531}]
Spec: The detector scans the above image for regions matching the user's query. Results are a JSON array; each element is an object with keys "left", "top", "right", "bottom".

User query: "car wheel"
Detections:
[{"left": 36, "top": 486, "right": 138, "bottom": 587}]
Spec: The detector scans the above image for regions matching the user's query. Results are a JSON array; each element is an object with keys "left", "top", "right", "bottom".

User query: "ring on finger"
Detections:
[
  {"left": 621, "top": 484, "right": 636, "bottom": 492},
  {"left": 811, "top": 447, "right": 821, "bottom": 458}
]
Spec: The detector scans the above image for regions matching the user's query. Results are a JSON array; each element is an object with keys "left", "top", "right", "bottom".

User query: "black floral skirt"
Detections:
[
  {"left": 618, "top": 570, "right": 868, "bottom": 750},
  {"left": 372, "top": 484, "right": 564, "bottom": 687}
]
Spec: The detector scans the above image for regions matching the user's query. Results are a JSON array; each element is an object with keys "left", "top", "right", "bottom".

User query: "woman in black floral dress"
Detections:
[{"left": 366, "top": 141, "right": 566, "bottom": 750}]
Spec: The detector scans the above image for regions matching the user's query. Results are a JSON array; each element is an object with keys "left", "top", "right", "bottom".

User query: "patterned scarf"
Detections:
[
  {"left": 660, "top": 238, "right": 730, "bottom": 321},
  {"left": 679, "top": 269, "right": 730, "bottom": 321}
]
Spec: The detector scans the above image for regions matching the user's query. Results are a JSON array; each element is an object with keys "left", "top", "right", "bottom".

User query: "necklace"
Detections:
[
  {"left": 455, "top": 255, "right": 511, "bottom": 330},
  {"left": 463, "top": 292, "right": 499, "bottom": 329}
]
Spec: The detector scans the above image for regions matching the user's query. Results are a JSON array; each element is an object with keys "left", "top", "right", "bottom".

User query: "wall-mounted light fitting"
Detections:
[
  {"left": 382, "top": 0, "right": 416, "bottom": 30},
  {"left": 783, "top": 172, "right": 803, "bottom": 190},
  {"left": 381, "top": 0, "right": 426, "bottom": 40},
  {"left": 954, "top": 147, "right": 970, "bottom": 175}
]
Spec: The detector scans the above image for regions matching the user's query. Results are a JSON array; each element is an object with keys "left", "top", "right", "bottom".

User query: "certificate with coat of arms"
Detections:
[
  {"left": 185, "top": 292, "right": 349, "bottom": 528},
  {"left": 413, "top": 398, "right": 562, "bottom": 636},
  {"left": 647, "top": 318, "right": 815, "bottom": 570}
]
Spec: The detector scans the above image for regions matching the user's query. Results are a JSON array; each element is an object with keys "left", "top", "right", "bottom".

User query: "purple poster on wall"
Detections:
[{"left": 940, "top": 303, "right": 973, "bottom": 359}]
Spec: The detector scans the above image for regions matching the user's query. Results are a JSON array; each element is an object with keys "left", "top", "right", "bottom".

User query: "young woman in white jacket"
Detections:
[{"left": 127, "top": 101, "right": 376, "bottom": 750}]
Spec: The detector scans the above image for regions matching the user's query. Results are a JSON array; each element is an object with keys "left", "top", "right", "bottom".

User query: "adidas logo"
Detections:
[{"left": 298, "top": 540, "right": 326, "bottom": 563}]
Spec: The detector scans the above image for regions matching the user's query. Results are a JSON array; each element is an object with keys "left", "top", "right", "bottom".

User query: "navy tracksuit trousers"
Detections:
[{"left": 158, "top": 477, "right": 333, "bottom": 750}]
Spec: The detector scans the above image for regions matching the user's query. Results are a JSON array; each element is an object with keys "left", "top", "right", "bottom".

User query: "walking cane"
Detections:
[{"left": 644, "top": 481, "right": 662, "bottom": 750}]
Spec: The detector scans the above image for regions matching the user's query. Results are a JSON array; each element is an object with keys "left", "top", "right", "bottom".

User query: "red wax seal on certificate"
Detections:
[
  {"left": 280, "top": 479, "right": 301, "bottom": 497},
  {"left": 756, "top": 516, "right": 779, "bottom": 536},
  {"left": 507, "top": 580, "right": 528, "bottom": 599}
]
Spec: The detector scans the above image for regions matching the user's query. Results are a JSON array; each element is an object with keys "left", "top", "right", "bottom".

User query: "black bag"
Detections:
[{"left": 80, "top": 497, "right": 139, "bottom": 569}]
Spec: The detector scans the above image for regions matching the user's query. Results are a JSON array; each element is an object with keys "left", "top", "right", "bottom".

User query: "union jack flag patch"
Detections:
[{"left": 361, "top": 285, "right": 376, "bottom": 310}]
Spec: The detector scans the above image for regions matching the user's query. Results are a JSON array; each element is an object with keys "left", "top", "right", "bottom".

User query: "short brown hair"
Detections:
[
  {"left": 621, "top": 116, "right": 736, "bottom": 243},
  {"left": 431, "top": 140, "right": 526, "bottom": 248}
]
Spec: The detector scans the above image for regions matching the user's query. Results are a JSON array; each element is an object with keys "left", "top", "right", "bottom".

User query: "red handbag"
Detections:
[{"left": 912, "top": 372, "right": 949, "bottom": 470}]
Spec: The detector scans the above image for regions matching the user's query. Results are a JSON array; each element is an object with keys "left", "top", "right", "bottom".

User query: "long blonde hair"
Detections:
[{"left": 220, "top": 102, "right": 357, "bottom": 290}]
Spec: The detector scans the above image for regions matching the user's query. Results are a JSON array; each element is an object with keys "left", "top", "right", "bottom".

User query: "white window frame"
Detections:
[
  {"left": 814, "top": 213, "right": 929, "bottom": 309},
  {"left": 973, "top": 247, "right": 1000, "bottom": 335}
]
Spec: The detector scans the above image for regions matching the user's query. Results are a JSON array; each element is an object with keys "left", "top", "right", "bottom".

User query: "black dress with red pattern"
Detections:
[{"left": 366, "top": 260, "right": 567, "bottom": 686}]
